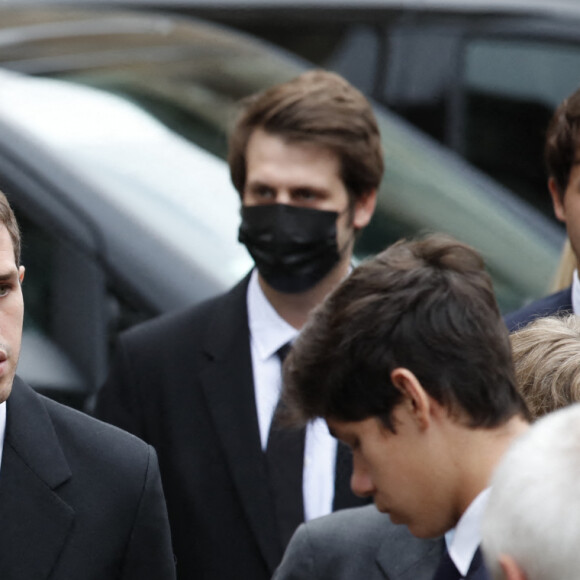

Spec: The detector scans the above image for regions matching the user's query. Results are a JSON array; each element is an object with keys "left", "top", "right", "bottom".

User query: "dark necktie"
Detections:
[
  {"left": 432, "top": 549, "right": 462, "bottom": 580},
  {"left": 432, "top": 547, "right": 484, "bottom": 580},
  {"left": 265, "top": 342, "right": 306, "bottom": 551}
]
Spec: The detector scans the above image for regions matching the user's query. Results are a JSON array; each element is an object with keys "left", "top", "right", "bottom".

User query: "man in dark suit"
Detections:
[
  {"left": 506, "top": 86, "right": 580, "bottom": 331},
  {"left": 95, "top": 70, "right": 383, "bottom": 580},
  {"left": 0, "top": 191, "right": 175, "bottom": 579},
  {"left": 275, "top": 234, "right": 530, "bottom": 580}
]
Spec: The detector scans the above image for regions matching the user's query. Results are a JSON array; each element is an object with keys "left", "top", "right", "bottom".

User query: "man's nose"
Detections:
[
  {"left": 274, "top": 192, "right": 292, "bottom": 205},
  {"left": 350, "top": 457, "right": 375, "bottom": 498}
]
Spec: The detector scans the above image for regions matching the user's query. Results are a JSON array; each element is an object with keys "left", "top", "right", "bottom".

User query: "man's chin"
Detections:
[
  {"left": 373, "top": 500, "right": 390, "bottom": 515},
  {"left": 404, "top": 520, "right": 446, "bottom": 540},
  {"left": 374, "top": 503, "right": 437, "bottom": 539},
  {"left": 0, "top": 382, "right": 12, "bottom": 404},
  {"left": 376, "top": 503, "right": 402, "bottom": 523}
]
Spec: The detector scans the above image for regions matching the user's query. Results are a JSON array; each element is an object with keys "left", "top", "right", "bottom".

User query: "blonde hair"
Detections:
[{"left": 511, "top": 314, "right": 580, "bottom": 420}]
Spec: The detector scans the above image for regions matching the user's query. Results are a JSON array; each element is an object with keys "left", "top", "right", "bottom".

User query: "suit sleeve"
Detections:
[
  {"left": 272, "top": 523, "right": 318, "bottom": 580},
  {"left": 120, "top": 446, "right": 177, "bottom": 580},
  {"left": 94, "top": 336, "right": 146, "bottom": 439}
]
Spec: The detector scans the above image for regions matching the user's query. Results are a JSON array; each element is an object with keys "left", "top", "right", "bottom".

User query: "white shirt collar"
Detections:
[
  {"left": 0, "top": 401, "right": 6, "bottom": 473},
  {"left": 445, "top": 488, "right": 491, "bottom": 576},
  {"left": 571, "top": 269, "right": 580, "bottom": 315},
  {"left": 247, "top": 268, "right": 298, "bottom": 360}
]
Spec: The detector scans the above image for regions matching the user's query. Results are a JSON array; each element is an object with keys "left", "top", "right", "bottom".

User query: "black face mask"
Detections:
[{"left": 238, "top": 204, "right": 342, "bottom": 294}]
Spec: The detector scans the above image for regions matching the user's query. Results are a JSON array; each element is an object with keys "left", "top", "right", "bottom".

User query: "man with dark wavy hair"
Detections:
[
  {"left": 96, "top": 70, "right": 383, "bottom": 580},
  {"left": 506, "top": 86, "right": 580, "bottom": 330},
  {"left": 274, "top": 234, "right": 529, "bottom": 580}
]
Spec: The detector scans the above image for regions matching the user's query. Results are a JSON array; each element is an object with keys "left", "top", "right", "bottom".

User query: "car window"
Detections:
[
  {"left": 0, "top": 69, "right": 254, "bottom": 288},
  {"left": 462, "top": 37, "right": 580, "bottom": 215}
]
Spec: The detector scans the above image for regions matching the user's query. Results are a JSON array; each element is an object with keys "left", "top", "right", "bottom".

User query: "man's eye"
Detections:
[
  {"left": 251, "top": 186, "right": 275, "bottom": 199},
  {"left": 244, "top": 185, "right": 276, "bottom": 201},
  {"left": 294, "top": 190, "right": 317, "bottom": 201},
  {"left": 0, "top": 285, "right": 10, "bottom": 297}
]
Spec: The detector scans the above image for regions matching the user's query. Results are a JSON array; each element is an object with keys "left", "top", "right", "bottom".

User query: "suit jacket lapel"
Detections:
[
  {"left": 0, "top": 378, "right": 74, "bottom": 579},
  {"left": 376, "top": 523, "right": 444, "bottom": 580},
  {"left": 199, "top": 275, "right": 283, "bottom": 572}
]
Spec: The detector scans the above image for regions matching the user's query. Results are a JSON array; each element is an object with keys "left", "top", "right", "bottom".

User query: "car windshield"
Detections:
[
  {"left": 0, "top": 69, "right": 253, "bottom": 287},
  {"left": 0, "top": 7, "right": 562, "bottom": 311}
]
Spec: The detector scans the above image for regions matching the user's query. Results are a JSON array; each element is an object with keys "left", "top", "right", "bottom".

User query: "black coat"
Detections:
[
  {"left": 0, "top": 377, "right": 175, "bottom": 580},
  {"left": 95, "top": 274, "right": 366, "bottom": 580},
  {"left": 504, "top": 286, "right": 573, "bottom": 332}
]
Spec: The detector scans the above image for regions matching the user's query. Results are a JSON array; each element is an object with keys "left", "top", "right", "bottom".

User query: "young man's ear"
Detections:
[
  {"left": 390, "top": 367, "right": 431, "bottom": 429},
  {"left": 499, "top": 554, "right": 527, "bottom": 580},
  {"left": 352, "top": 189, "right": 377, "bottom": 230},
  {"left": 548, "top": 177, "right": 566, "bottom": 223}
]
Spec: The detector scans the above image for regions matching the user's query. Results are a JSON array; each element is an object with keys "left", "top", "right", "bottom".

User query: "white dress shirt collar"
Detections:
[
  {"left": 571, "top": 269, "right": 580, "bottom": 315},
  {"left": 445, "top": 488, "right": 491, "bottom": 576},
  {"left": 247, "top": 269, "right": 298, "bottom": 363}
]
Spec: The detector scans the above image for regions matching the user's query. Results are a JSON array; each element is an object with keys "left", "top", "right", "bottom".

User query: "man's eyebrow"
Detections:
[
  {"left": 246, "top": 179, "right": 272, "bottom": 188},
  {"left": 290, "top": 185, "right": 328, "bottom": 193},
  {"left": 0, "top": 271, "right": 17, "bottom": 281}
]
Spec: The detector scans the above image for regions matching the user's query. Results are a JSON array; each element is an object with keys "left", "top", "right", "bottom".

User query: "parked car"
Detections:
[
  {"left": 76, "top": 0, "right": 580, "bottom": 222},
  {"left": 0, "top": 4, "right": 563, "bottom": 408}
]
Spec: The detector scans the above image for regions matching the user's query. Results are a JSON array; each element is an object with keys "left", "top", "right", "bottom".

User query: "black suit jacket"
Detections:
[
  {"left": 95, "top": 274, "right": 366, "bottom": 580},
  {"left": 504, "top": 286, "right": 573, "bottom": 332},
  {"left": 0, "top": 377, "right": 175, "bottom": 580}
]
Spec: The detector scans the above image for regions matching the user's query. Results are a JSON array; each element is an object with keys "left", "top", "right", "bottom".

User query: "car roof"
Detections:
[{"left": 12, "top": 0, "right": 580, "bottom": 19}]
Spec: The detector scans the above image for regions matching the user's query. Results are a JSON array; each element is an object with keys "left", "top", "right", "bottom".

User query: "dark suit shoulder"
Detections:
[
  {"left": 276, "top": 505, "right": 407, "bottom": 578},
  {"left": 94, "top": 272, "right": 252, "bottom": 439},
  {"left": 274, "top": 506, "right": 389, "bottom": 580},
  {"left": 299, "top": 505, "right": 391, "bottom": 547},
  {"left": 42, "top": 394, "right": 151, "bottom": 468},
  {"left": 504, "top": 287, "right": 573, "bottom": 332},
  {"left": 5, "top": 380, "right": 176, "bottom": 580},
  {"left": 120, "top": 272, "right": 251, "bottom": 350},
  {"left": 38, "top": 393, "right": 161, "bottom": 509},
  {"left": 123, "top": 289, "right": 227, "bottom": 344},
  {"left": 275, "top": 506, "right": 442, "bottom": 580},
  {"left": 295, "top": 505, "right": 436, "bottom": 555}
]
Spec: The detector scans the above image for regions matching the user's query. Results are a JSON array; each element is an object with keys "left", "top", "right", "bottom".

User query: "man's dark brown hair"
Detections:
[
  {"left": 283, "top": 233, "right": 529, "bottom": 431},
  {"left": 228, "top": 69, "right": 384, "bottom": 201},
  {"left": 545, "top": 86, "right": 580, "bottom": 197},
  {"left": 0, "top": 190, "right": 21, "bottom": 266}
]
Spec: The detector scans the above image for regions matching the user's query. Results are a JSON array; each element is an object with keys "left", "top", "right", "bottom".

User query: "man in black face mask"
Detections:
[{"left": 95, "top": 69, "right": 384, "bottom": 580}]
